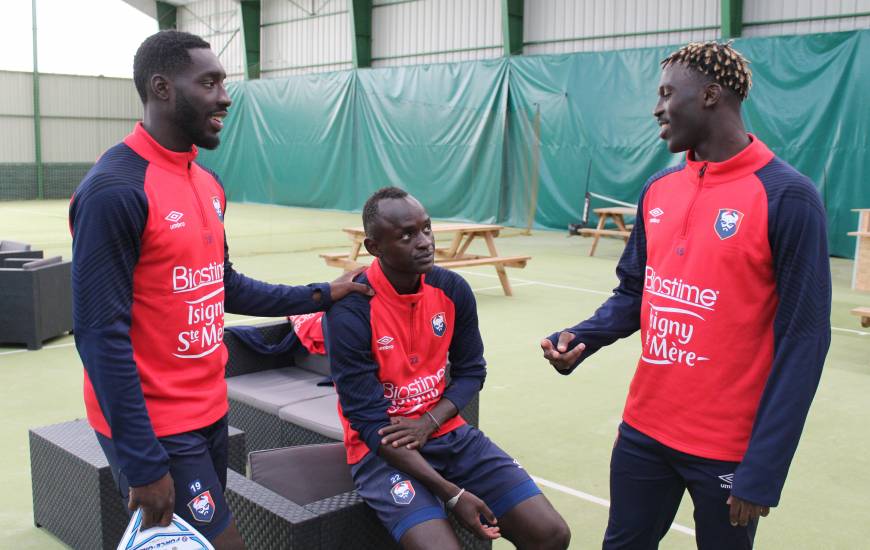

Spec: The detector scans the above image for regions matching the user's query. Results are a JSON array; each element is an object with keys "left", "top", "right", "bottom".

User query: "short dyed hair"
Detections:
[
  {"left": 133, "top": 30, "right": 211, "bottom": 103},
  {"left": 661, "top": 40, "right": 752, "bottom": 100},
  {"left": 363, "top": 186, "right": 409, "bottom": 237}
]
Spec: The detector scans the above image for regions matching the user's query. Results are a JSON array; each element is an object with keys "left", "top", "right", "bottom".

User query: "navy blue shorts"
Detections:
[
  {"left": 96, "top": 415, "right": 232, "bottom": 542},
  {"left": 604, "top": 422, "right": 758, "bottom": 550},
  {"left": 351, "top": 424, "right": 541, "bottom": 542}
]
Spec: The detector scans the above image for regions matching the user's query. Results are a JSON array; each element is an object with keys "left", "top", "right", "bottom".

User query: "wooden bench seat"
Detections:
[
  {"left": 578, "top": 228, "right": 631, "bottom": 238},
  {"left": 437, "top": 255, "right": 531, "bottom": 269},
  {"left": 850, "top": 307, "right": 870, "bottom": 328},
  {"left": 320, "top": 252, "right": 529, "bottom": 269}
]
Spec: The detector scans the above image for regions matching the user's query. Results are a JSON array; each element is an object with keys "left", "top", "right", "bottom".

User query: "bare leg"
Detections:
[{"left": 497, "top": 494, "right": 571, "bottom": 550}]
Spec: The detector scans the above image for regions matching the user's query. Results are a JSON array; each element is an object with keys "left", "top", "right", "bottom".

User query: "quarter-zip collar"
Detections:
[
  {"left": 685, "top": 133, "right": 773, "bottom": 185},
  {"left": 367, "top": 259, "right": 425, "bottom": 307},
  {"left": 124, "top": 122, "right": 198, "bottom": 176}
]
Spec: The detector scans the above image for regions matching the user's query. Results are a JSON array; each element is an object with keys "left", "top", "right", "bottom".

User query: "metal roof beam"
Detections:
[
  {"left": 721, "top": 0, "right": 743, "bottom": 38},
  {"left": 156, "top": 1, "right": 177, "bottom": 30},
  {"left": 240, "top": 0, "right": 261, "bottom": 79},
  {"left": 349, "top": 0, "right": 372, "bottom": 68},
  {"left": 502, "top": 0, "right": 523, "bottom": 56}
]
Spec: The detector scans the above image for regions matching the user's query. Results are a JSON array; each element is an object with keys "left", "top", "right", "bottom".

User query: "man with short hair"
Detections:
[
  {"left": 69, "top": 30, "right": 370, "bottom": 549},
  {"left": 542, "top": 41, "right": 831, "bottom": 549},
  {"left": 327, "top": 187, "right": 571, "bottom": 550}
]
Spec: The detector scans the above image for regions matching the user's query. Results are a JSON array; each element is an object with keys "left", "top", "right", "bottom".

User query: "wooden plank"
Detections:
[
  {"left": 593, "top": 207, "right": 635, "bottom": 216},
  {"left": 437, "top": 256, "right": 530, "bottom": 269},
  {"left": 578, "top": 228, "right": 631, "bottom": 238},
  {"left": 341, "top": 223, "right": 504, "bottom": 237}
]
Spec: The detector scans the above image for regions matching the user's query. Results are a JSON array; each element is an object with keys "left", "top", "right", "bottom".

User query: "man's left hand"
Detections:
[
  {"left": 727, "top": 495, "right": 770, "bottom": 527},
  {"left": 329, "top": 266, "right": 375, "bottom": 301},
  {"left": 379, "top": 416, "right": 436, "bottom": 450}
]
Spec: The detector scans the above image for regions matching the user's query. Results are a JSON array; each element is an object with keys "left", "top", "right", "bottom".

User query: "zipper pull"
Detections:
[{"left": 698, "top": 164, "right": 707, "bottom": 178}]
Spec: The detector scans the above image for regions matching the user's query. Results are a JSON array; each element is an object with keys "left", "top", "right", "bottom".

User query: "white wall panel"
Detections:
[
  {"left": 0, "top": 72, "right": 34, "bottom": 116},
  {"left": 0, "top": 71, "right": 140, "bottom": 163},
  {"left": 261, "top": 0, "right": 352, "bottom": 74},
  {"left": 39, "top": 75, "right": 141, "bottom": 119},
  {"left": 0, "top": 117, "right": 35, "bottom": 162},
  {"left": 177, "top": 0, "right": 246, "bottom": 80},
  {"left": 371, "top": 0, "right": 502, "bottom": 67},
  {"left": 524, "top": 0, "right": 719, "bottom": 55},
  {"left": 41, "top": 119, "right": 138, "bottom": 163},
  {"left": 743, "top": 0, "right": 870, "bottom": 37}
]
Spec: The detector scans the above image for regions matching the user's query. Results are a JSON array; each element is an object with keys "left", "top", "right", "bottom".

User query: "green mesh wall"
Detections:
[{"left": 0, "top": 163, "right": 92, "bottom": 200}]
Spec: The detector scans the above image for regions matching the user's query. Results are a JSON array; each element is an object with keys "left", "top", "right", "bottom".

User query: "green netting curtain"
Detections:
[{"left": 199, "top": 30, "right": 870, "bottom": 258}]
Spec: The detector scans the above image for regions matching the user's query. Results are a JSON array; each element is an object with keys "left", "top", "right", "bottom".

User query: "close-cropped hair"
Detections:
[
  {"left": 363, "top": 186, "right": 410, "bottom": 237},
  {"left": 133, "top": 30, "right": 211, "bottom": 103},
  {"left": 661, "top": 40, "right": 752, "bottom": 100}
]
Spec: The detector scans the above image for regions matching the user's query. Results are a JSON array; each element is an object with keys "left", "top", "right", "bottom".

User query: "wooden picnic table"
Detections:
[
  {"left": 320, "top": 223, "right": 531, "bottom": 296},
  {"left": 578, "top": 206, "right": 636, "bottom": 256}
]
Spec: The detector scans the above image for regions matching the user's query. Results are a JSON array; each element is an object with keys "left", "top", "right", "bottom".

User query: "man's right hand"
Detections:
[
  {"left": 129, "top": 472, "right": 174, "bottom": 530},
  {"left": 329, "top": 266, "right": 375, "bottom": 301},
  {"left": 451, "top": 490, "right": 500, "bottom": 540},
  {"left": 541, "top": 331, "right": 586, "bottom": 372}
]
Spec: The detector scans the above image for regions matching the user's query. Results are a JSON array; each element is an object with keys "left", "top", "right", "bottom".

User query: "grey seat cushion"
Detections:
[
  {"left": 226, "top": 368, "right": 335, "bottom": 414},
  {"left": 277, "top": 393, "right": 343, "bottom": 441},
  {"left": 248, "top": 443, "right": 353, "bottom": 505}
]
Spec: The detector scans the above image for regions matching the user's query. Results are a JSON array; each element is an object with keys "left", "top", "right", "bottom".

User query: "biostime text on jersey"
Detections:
[
  {"left": 172, "top": 262, "right": 225, "bottom": 359},
  {"left": 641, "top": 265, "right": 719, "bottom": 368}
]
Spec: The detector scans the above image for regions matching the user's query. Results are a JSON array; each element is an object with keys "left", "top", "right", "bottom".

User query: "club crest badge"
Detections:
[
  {"left": 211, "top": 196, "right": 224, "bottom": 223},
  {"left": 431, "top": 312, "right": 446, "bottom": 337},
  {"left": 187, "top": 490, "right": 216, "bottom": 523},
  {"left": 391, "top": 480, "right": 415, "bottom": 505},
  {"left": 714, "top": 208, "right": 744, "bottom": 240}
]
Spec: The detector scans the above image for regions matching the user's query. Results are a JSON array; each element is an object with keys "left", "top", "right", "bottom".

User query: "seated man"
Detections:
[{"left": 326, "top": 187, "right": 570, "bottom": 550}]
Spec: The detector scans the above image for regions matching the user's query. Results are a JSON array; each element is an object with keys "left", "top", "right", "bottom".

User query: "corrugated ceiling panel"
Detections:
[
  {"left": 524, "top": 0, "right": 719, "bottom": 54},
  {"left": 743, "top": 0, "right": 870, "bottom": 37},
  {"left": 261, "top": 62, "right": 354, "bottom": 78},
  {"left": 371, "top": 0, "right": 502, "bottom": 67},
  {"left": 261, "top": 3, "right": 352, "bottom": 73},
  {"left": 177, "top": 0, "right": 246, "bottom": 79}
]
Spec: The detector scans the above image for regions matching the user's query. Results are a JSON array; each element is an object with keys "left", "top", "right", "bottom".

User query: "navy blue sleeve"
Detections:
[
  {"left": 547, "top": 166, "right": 682, "bottom": 374},
  {"left": 222, "top": 232, "right": 332, "bottom": 315},
  {"left": 325, "top": 294, "right": 390, "bottom": 454},
  {"left": 732, "top": 160, "right": 831, "bottom": 507},
  {"left": 70, "top": 166, "right": 169, "bottom": 487},
  {"left": 428, "top": 269, "right": 486, "bottom": 412}
]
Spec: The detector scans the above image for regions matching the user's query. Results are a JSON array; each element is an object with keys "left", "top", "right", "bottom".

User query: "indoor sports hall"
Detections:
[{"left": 1, "top": 1, "right": 868, "bottom": 549}]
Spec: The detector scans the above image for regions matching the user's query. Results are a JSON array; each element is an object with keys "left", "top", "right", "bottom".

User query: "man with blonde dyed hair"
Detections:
[{"left": 541, "top": 41, "right": 831, "bottom": 549}]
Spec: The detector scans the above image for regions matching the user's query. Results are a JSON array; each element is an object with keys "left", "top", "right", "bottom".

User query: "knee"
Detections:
[
  {"left": 548, "top": 517, "right": 572, "bottom": 550},
  {"left": 524, "top": 515, "right": 571, "bottom": 550}
]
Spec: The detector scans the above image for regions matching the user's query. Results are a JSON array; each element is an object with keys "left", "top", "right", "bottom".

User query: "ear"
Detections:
[
  {"left": 150, "top": 74, "right": 171, "bottom": 102},
  {"left": 363, "top": 237, "right": 380, "bottom": 258},
  {"left": 703, "top": 82, "right": 722, "bottom": 108}
]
